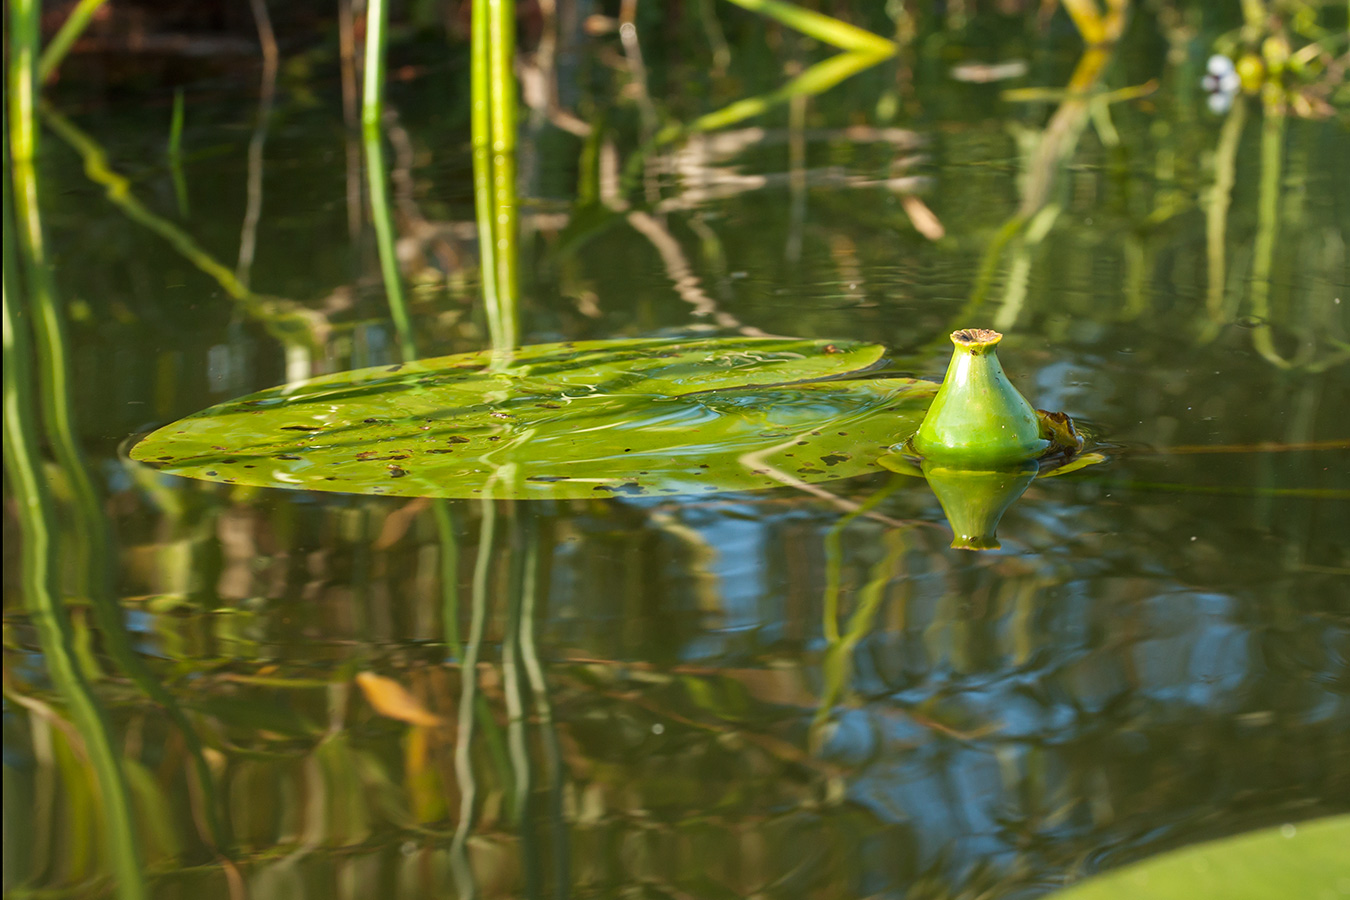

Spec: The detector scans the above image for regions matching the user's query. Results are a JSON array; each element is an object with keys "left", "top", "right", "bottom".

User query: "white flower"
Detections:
[{"left": 1202, "top": 54, "right": 1240, "bottom": 113}]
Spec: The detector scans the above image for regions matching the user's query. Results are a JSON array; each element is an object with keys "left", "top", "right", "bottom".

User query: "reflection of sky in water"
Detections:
[{"left": 541, "top": 488, "right": 1345, "bottom": 884}]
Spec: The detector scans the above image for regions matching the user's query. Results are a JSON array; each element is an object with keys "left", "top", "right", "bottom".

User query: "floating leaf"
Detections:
[
  {"left": 130, "top": 337, "right": 938, "bottom": 500},
  {"left": 355, "top": 672, "right": 445, "bottom": 728},
  {"left": 1050, "top": 815, "right": 1350, "bottom": 900}
]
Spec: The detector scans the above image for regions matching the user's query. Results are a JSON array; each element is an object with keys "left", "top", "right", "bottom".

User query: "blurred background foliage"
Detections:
[{"left": 3, "top": 0, "right": 1348, "bottom": 898}]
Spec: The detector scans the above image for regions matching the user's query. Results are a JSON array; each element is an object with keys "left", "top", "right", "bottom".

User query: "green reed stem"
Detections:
[
  {"left": 37, "top": 0, "right": 111, "bottom": 82},
  {"left": 362, "top": 0, "right": 417, "bottom": 361},
  {"left": 489, "top": 0, "right": 519, "bottom": 348},
  {"left": 471, "top": 0, "right": 502, "bottom": 341},
  {"left": 5, "top": 79, "right": 147, "bottom": 900},
  {"left": 472, "top": 0, "right": 520, "bottom": 352}
]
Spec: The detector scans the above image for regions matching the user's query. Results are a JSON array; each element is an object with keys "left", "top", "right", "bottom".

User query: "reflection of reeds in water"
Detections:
[
  {"left": 6, "top": 3, "right": 1348, "bottom": 895},
  {"left": 6, "top": 6, "right": 148, "bottom": 896}
]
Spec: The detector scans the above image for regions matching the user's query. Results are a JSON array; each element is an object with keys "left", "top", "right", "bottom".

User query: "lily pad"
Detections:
[
  {"left": 1049, "top": 815, "right": 1350, "bottom": 900},
  {"left": 130, "top": 337, "right": 938, "bottom": 500}
]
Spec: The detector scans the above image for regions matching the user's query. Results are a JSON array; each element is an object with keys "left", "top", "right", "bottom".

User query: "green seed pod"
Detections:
[
  {"left": 909, "top": 329, "right": 1049, "bottom": 467},
  {"left": 1237, "top": 53, "right": 1265, "bottom": 95},
  {"left": 921, "top": 459, "right": 1038, "bottom": 551},
  {"left": 1262, "top": 35, "right": 1289, "bottom": 76}
]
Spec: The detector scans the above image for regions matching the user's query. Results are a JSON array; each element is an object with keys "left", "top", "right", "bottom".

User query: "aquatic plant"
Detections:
[
  {"left": 909, "top": 328, "right": 1049, "bottom": 468},
  {"left": 128, "top": 337, "right": 938, "bottom": 500}
]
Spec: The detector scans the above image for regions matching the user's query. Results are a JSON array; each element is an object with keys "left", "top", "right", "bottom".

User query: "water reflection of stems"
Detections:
[
  {"left": 518, "top": 518, "right": 571, "bottom": 896},
  {"left": 1204, "top": 99, "right": 1247, "bottom": 327},
  {"left": 39, "top": 104, "right": 326, "bottom": 350},
  {"left": 813, "top": 479, "right": 907, "bottom": 738},
  {"left": 5, "top": 96, "right": 146, "bottom": 900},
  {"left": 235, "top": 0, "right": 279, "bottom": 290},
  {"left": 1248, "top": 101, "right": 1297, "bottom": 369},
  {"left": 954, "top": 42, "right": 1133, "bottom": 334},
  {"left": 503, "top": 518, "right": 542, "bottom": 896},
  {"left": 451, "top": 499, "right": 497, "bottom": 899}
]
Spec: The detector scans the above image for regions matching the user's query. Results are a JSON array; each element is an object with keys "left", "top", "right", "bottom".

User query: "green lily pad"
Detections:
[
  {"left": 130, "top": 337, "right": 938, "bottom": 500},
  {"left": 1049, "top": 815, "right": 1350, "bottom": 900}
]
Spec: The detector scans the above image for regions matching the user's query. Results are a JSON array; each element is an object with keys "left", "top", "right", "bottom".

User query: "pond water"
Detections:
[{"left": 3, "top": 5, "right": 1348, "bottom": 899}]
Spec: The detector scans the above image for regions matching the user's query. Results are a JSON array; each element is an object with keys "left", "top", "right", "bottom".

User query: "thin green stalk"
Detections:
[
  {"left": 471, "top": 0, "right": 520, "bottom": 352},
  {"left": 5, "top": 88, "right": 146, "bottom": 900},
  {"left": 471, "top": 0, "right": 502, "bottom": 345},
  {"left": 720, "top": 0, "right": 895, "bottom": 54},
  {"left": 168, "top": 88, "right": 189, "bottom": 218},
  {"left": 362, "top": 0, "right": 417, "bottom": 360},
  {"left": 488, "top": 0, "right": 520, "bottom": 349},
  {"left": 37, "top": 0, "right": 111, "bottom": 82}
]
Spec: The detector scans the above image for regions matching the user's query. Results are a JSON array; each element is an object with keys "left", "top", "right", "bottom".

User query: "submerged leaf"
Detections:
[
  {"left": 355, "top": 672, "right": 444, "bottom": 728},
  {"left": 130, "top": 337, "right": 937, "bottom": 500}
]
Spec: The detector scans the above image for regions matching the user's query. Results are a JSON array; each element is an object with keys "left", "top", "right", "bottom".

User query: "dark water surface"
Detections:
[{"left": 4, "top": 9, "right": 1349, "bottom": 899}]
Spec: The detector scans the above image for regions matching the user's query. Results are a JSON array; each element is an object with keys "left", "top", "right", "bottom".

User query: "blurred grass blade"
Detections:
[
  {"left": 38, "top": 0, "right": 111, "bottom": 82},
  {"left": 168, "top": 87, "right": 190, "bottom": 218},
  {"left": 658, "top": 49, "right": 890, "bottom": 145},
  {"left": 721, "top": 0, "right": 895, "bottom": 54}
]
